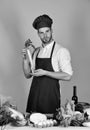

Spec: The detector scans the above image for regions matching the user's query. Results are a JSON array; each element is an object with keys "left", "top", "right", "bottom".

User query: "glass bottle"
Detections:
[{"left": 72, "top": 86, "right": 78, "bottom": 105}]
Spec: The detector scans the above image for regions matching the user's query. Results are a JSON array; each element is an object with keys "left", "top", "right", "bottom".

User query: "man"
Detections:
[{"left": 22, "top": 14, "right": 73, "bottom": 114}]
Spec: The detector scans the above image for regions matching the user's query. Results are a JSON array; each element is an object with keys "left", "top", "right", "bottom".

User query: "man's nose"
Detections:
[{"left": 44, "top": 33, "right": 47, "bottom": 37}]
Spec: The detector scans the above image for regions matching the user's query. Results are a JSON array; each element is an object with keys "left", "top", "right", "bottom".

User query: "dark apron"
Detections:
[{"left": 26, "top": 42, "right": 60, "bottom": 114}]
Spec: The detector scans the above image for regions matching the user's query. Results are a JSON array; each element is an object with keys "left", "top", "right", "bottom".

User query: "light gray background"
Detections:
[{"left": 0, "top": 0, "right": 90, "bottom": 113}]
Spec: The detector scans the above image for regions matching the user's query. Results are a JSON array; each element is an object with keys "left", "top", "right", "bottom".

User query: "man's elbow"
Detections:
[
  {"left": 66, "top": 70, "right": 73, "bottom": 80},
  {"left": 24, "top": 73, "right": 32, "bottom": 79},
  {"left": 66, "top": 74, "right": 72, "bottom": 81}
]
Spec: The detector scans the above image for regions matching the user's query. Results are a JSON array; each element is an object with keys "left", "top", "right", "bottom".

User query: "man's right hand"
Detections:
[{"left": 22, "top": 48, "right": 27, "bottom": 59}]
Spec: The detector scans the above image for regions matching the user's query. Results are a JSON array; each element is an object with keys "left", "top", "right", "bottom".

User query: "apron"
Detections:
[{"left": 26, "top": 42, "right": 60, "bottom": 114}]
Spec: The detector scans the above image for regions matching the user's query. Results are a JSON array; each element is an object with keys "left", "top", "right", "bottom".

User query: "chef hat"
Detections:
[{"left": 32, "top": 14, "right": 53, "bottom": 30}]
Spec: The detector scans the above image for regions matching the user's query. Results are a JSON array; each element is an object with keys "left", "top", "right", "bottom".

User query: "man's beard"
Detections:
[{"left": 42, "top": 36, "right": 52, "bottom": 44}]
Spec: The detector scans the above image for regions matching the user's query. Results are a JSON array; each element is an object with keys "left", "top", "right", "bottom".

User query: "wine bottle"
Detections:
[{"left": 72, "top": 86, "right": 78, "bottom": 105}]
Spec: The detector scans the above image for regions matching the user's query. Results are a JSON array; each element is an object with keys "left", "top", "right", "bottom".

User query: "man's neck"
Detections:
[{"left": 42, "top": 39, "right": 54, "bottom": 48}]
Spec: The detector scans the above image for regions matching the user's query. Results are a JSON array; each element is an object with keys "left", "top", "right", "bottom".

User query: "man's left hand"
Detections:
[{"left": 30, "top": 69, "right": 47, "bottom": 77}]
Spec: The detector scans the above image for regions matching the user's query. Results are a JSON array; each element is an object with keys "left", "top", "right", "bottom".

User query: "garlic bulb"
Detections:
[{"left": 30, "top": 113, "right": 47, "bottom": 124}]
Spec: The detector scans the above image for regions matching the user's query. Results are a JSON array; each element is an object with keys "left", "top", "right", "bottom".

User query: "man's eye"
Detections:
[
  {"left": 39, "top": 32, "right": 43, "bottom": 34},
  {"left": 46, "top": 30, "right": 50, "bottom": 33}
]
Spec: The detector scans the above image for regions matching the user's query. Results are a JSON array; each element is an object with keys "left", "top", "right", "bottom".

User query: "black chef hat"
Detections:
[{"left": 32, "top": 14, "right": 53, "bottom": 30}]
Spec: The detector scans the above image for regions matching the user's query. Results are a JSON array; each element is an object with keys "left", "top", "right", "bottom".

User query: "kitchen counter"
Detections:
[{"left": 1, "top": 125, "right": 90, "bottom": 130}]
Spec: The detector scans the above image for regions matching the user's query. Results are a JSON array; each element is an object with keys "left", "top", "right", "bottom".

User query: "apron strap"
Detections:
[
  {"left": 50, "top": 41, "right": 55, "bottom": 59},
  {"left": 36, "top": 41, "right": 56, "bottom": 58},
  {"left": 36, "top": 48, "right": 40, "bottom": 58}
]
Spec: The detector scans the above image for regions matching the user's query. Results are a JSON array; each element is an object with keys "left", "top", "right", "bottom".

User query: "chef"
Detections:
[{"left": 22, "top": 14, "right": 73, "bottom": 114}]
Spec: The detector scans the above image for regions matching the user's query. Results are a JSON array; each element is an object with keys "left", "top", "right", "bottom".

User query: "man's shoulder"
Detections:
[
  {"left": 55, "top": 42, "right": 62, "bottom": 49},
  {"left": 55, "top": 42, "right": 70, "bottom": 55},
  {"left": 55, "top": 42, "right": 65, "bottom": 51}
]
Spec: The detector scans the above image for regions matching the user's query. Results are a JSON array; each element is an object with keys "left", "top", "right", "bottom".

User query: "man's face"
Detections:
[{"left": 38, "top": 27, "right": 53, "bottom": 44}]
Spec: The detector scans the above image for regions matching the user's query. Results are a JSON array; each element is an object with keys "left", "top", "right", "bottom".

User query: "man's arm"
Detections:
[
  {"left": 22, "top": 47, "right": 33, "bottom": 79},
  {"left": 31, "top": 69, "right": 72, "bottom": 81},
  {"left": 46, "top": 70, "right": 72, "bottom": 80},
  {"left": 22, "top": 57, "right": 32, "bottom": 79}
]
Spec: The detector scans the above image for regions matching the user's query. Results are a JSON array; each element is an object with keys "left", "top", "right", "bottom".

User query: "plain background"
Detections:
[{"left": 0, "top": 0, "right": 90, "bottom": 113}]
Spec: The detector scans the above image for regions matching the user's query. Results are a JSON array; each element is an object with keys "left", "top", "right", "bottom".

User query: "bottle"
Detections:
[{"left": 72, "top": 86, "right": 78, "bottom": 105}]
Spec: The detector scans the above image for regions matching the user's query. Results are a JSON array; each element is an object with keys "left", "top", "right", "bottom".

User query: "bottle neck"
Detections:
[{"left": 73, "top": 86, "right": 77, "bottom": 96}]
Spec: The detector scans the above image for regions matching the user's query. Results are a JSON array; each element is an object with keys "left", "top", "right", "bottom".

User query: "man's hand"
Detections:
[
  {"left": 22, "top": 48, "right": 27, "bottom": 59},
  {"left": 30, "top": 69, "right": 47, "bottom": 77}
]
